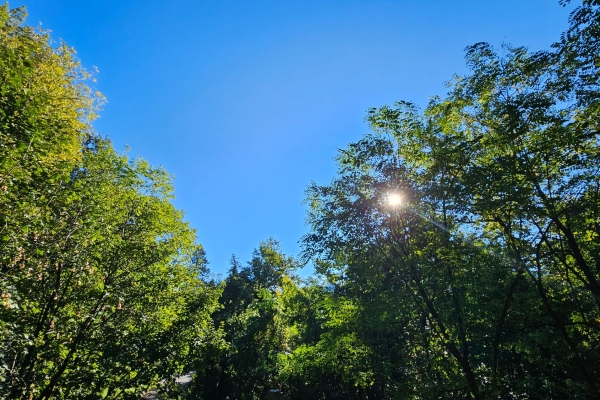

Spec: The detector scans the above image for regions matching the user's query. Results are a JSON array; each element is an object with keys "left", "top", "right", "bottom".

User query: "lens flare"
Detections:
[{"left": 387, "top": 193, "right": 402, "bottom": 206}]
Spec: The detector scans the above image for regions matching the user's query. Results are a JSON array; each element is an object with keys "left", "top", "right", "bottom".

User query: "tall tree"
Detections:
[
  {"left": 0, "top": 6, "right": 222, "bottom": 399},
  {"left": 194, "top": 239, "right": 300, "bottom": 400},
  {"left": 302, "top": 1, "right": 600, "bottom": 398}
]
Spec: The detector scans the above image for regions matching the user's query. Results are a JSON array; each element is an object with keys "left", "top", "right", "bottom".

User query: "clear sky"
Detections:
[{"left": 21, "top": 0, "right": 573, "bottom": 276}]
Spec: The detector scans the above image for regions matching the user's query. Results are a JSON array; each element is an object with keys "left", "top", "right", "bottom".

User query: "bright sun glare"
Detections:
[{"left": 387, "top": 193, "right": 402, "bottom": 206}]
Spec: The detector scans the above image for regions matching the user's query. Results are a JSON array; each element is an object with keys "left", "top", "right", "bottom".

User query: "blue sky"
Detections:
[{"left": 22, "top": 0, "right": 573, "bottom": 276}]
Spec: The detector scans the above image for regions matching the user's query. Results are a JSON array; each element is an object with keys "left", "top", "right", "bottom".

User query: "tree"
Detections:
[
  {"left": 302, "top": 1, "right": 600, "bottom": 398},
  {"left": 193, "top": 239, "right": 300, "bottom": 400},
  {"left": 0, "top": 6, "right": 221, "bottom": 398}
]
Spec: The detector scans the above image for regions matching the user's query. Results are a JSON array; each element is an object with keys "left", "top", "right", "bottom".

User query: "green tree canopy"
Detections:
[
  {"left": 0, "top": 6, "right": 222, "bottom": 399},
  {"left": 300, "top": 1, "right": 600, "bottom": 398}
]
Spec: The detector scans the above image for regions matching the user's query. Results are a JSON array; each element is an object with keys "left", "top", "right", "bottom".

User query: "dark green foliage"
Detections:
[
  {"left": 291, "top": 1, "right": 600, "bottom": 398},
  {"left": 193, "top": 239, "right": 300, "bottom": 400},
  {"left": 4, "top": 1, "right": 600, "bottom": 399},
  {"left": 194, "top": 2, "right": 600, "bottom": 399}
]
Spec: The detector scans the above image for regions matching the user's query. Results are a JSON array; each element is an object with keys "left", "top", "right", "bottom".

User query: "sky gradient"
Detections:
[{"left": 21, "top": 0, "right": 574, "bottom": 276}]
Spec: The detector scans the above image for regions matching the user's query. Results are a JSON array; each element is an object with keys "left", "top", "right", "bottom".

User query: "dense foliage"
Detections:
[
  {"left": 193, "top": 1, "right": 600, "bottom": 399},
  {"left": 2, "top": 1, "right": 600, "bottom": 399},
  {"left": 0, "top": 6, "right": 222, "bottom": 399}
]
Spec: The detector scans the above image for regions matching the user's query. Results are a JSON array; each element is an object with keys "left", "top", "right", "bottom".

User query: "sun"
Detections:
[{"left": 387, "top": 193, "right": 402, "bottom": 207}]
